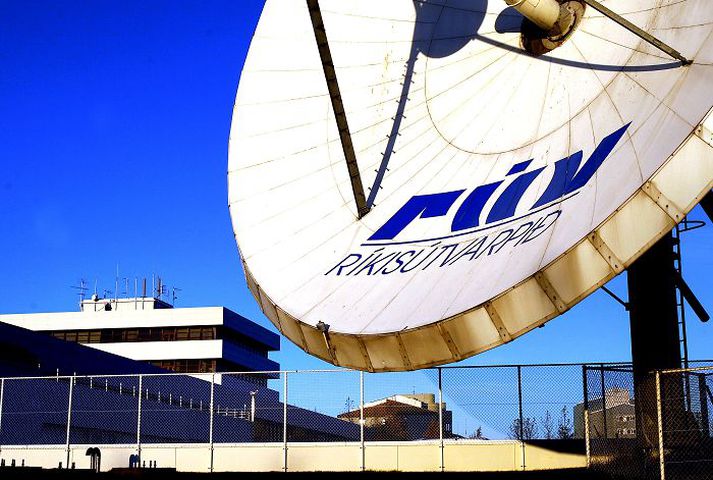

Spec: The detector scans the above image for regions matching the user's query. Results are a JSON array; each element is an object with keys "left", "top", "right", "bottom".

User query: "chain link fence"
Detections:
[
  {"left": 584, "top": 363, "right": 713, "bottom": 480},
  {"left": 0, "top": 362, "right": 709, "bottom": 473},
  {"left": 659, "top": 367, "right": 713, "bottom": 480}
]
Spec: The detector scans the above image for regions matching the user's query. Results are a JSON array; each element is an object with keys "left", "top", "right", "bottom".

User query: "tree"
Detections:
[
  {"left": 541, "top": 410, "right": 554, "bottom": 439},
  {"left": 509, "top": 417, "right": 537, "bottom": 440},
  {"left": 557, "top": 406, "right": 573, "bottom": 439},
  {"left": 468, "top": 426, "right": 485, "bottom": 439}
]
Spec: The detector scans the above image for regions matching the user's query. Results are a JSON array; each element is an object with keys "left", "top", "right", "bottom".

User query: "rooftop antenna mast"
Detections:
[
  {"left": 70, "top": 279, "right": 88, "bottom": 311},
  {"left": 172, "top": 287, "right": 181, "bottom": 306},
  {"left": 115, "top": 264, "right": 119, "bottom": 305}
]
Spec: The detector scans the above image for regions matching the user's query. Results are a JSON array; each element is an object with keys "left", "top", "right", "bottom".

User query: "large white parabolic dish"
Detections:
[{"left": 228, "top": 0, "right": 713, "bottom": 371}]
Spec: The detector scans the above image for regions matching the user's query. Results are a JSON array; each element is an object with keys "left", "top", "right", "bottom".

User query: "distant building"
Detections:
[
  {"left": 0, "top": 295, "right": 279, "bottom": 381},
  {"left": 573, "top": 388, "right": 636, "bottom": 439},
  {"left": 339, "top": 393, "right": 453, "bottom": 440},
  {"left": 0, "top": 321, "right": 358, "bottom": 444}
]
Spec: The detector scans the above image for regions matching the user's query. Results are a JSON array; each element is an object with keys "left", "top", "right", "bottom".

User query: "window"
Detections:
[
  {"left": 201, "top": 327, "right": 216, "bottom": 340},
  {"left": 45, "top": 325, "right": 233, "bottom": 346},
  {"left": 151, "top": 359, "right": 217, "bottom": 373},
  {"left": 161, "top": 328, "right": 176, "bottom": 341}
]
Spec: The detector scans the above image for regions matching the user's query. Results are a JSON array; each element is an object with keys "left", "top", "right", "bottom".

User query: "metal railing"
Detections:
[
  {"left": 0, "top": 361, "right": 709, "bottom": 473},
  {"left": 584, "top": 363, "right": 713, "bottom": 480}
]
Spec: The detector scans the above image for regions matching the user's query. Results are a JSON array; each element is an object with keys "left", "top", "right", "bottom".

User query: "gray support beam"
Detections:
[
  {"left": 582, "top": 0, "right": 691, "bottom": 64},
  {"left": 306, "top": 0, "right": 370, "bottom": 218}
]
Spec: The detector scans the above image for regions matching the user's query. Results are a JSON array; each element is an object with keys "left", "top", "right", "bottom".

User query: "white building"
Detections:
[{"left": 0, "top": 296, "right": 280, "bottom": 380}]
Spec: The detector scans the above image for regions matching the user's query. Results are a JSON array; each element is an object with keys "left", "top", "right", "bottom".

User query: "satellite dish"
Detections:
[{"left": 228, "top": 0, "right": 713, "bottom": 371}]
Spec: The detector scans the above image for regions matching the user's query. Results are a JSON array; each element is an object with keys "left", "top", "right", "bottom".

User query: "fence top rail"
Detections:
[
  {"left": 0, "top": 368, "right": 353, "bottom": 382},
  {"left": 2, "top": 359, "right": 711, "bottom": 382},
  {"left": 660, "top": 365, "right": 713, "bottom": 374}
]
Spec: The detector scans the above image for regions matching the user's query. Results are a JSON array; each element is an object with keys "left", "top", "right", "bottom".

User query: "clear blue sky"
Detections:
[{"left": 1, "top": 0, "right": 711, "bottom": 375}]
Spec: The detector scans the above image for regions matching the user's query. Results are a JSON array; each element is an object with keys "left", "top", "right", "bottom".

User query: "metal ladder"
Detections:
[{"left": 672, "top": 218, "right": 706, "bottom": 411}]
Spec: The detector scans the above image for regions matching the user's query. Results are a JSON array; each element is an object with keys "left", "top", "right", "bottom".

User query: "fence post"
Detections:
[
  {"left": 137, "top": 375, "right": 143, "bottom": 463},
  {"left": 656, "top": 371, "right": 666, "bottom": 480},
  {"left": 65, "top": 375, "right": 74, "bottom": 469},
  {"left": 600, "top": 364, "right": 607, "bottom": 438},
  {"left": 360, "top": 370, "right": 365, "bottom": 472},
  {"left": 582, "top": 366, "right": 591, "bottom": 467},
  {"left": 283, "top": 372, "right": 288, "bottom": 472},
  {"left": 517, "top": 366, "right": 525, "bottom": 471},
  {"left": 209, "top": 373, "right": 215, "bottom": 473},
  {"left": 0, "top": 378, "right": 3, "bottom": 455},
  {"left": 438, "top": 367, "right": 444, "bottom": 472},
  {"left": 0, "top": 378, "right": 4, "bottom": 436},
  {"left": 699, "top": 373, "right": 710, "bottom": 438}
]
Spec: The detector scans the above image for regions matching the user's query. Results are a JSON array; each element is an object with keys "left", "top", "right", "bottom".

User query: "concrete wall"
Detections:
[{"left": 0, "top": 440, "right": 586, "bottom": 472}]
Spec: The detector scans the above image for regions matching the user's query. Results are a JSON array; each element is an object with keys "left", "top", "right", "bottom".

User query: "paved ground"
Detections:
[{"left": 0, "top": 467, "right": 617, "bottom": 479}]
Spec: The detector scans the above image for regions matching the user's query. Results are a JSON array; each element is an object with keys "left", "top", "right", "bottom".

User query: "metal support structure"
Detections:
[
  {"left": 601, "top": 285, "right": 629, "bottom": 310},
  {"left": 438, "top": 368, "right": 444, "bottom": 472},
  {"left": 673, "top": 270, "right": 710, "bottom": 323},
  {"left": 673, "top": 226, "right": 691, "bottom": 372},
  {"left": 283, "top": 372, "right": 288, "bottom": 472},
  {"left": 673, "top": 226, "right": 693, "bottom": 414},
  {"left": 628, "top": 232, "right": 683, "bottom": 450},
  {"left": 517, "top": 366, "right": 526, "bottom": 470},
  {"left": 582, "top": 366, "right": 591, "bottom": 467},
  {"left": 209, "top": 373, "right": 215, "bottom": 473},
  {"left": 136, "top": 375, "right": 143, "bottom": 463},
  {"left": 306, "top": 0, "right": 369, "bottom": 218},
  {"left": 504, "top": 0, "right": 559, "bottom": 31},
  {"left": 581, "top": 0, "right": 691, "bottom": 64},
  {"left": 656, "top": 371, "right": 666, "bottom": 480},
  {"left": 359, "top": 371, "right": 365, "bottom": 472},
  {"left": 65, "top": 376, "right": 74, "bottom": 469}
]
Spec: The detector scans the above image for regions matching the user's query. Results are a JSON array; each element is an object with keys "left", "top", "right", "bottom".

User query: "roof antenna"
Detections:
[
  {"left": 115, "top": 264, "right": 119, "bottom": 304},
  {"left": 70, "top": 279, "right": 88, "bottom": 311},
  {"left": 172, "top": 287, "right": 181, "bottom": 306}
]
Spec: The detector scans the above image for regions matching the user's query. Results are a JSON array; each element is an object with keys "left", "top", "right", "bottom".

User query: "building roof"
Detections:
[
  {"left": 339, "top": 393, "right": 447, "bottom": 420},
  {"left": 0, "top": 302, "right": 280, "bottom": 352},
  {"left": 0, "top": 300, "right": 281, "bottom": 373}
]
